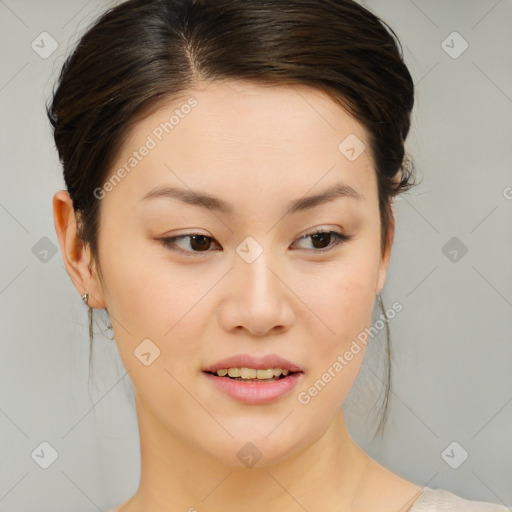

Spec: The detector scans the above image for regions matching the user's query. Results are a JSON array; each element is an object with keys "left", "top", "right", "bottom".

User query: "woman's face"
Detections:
[{"left": 93, "top": 80, "right": 392, "bottom": 467}]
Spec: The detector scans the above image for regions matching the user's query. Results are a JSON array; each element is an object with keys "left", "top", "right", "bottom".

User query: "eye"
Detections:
[
  {"left": 159, "top": 228, "right": 352, "bottom": 256},
  {"left": 159, "top": 233, "right": 220, "bottom": 256},
  {"left": 292, "top": 229, "right": 352, "bottom": 252}
]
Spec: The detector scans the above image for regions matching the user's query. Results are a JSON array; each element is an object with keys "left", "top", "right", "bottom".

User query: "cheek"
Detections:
[
  {"left": 294, "top": 241, "right": 380, "bottom": 397},
  {"left": 98, "top": 233, "right": 212, "bottom": 372},
  {"left": 299, "top": 245, "right": 380, "bottom": 340},
  {"left": 98, "top": 220, "right": 193, "bottom": 326},
  {"left": 291, "top": 276, "right": 376, "bottom": 436}
]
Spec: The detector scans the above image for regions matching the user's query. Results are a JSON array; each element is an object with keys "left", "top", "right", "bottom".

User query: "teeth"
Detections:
[
  {"left": 227, "top": 368, "right": 241, "bottom": 378},
  {"left": 241, "top": 367, "right": 257, "bottom": 379},
  {"left": 216, "top": 367, "right": 291, "bottom": 379}
]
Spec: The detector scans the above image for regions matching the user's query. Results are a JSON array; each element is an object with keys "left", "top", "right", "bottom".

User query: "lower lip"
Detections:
[{"left": 203, "top": 371, "right": 303, "bottom": 405}]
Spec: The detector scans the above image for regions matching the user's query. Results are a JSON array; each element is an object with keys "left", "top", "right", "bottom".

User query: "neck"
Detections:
[{"left": 123, "top": 391, "right": 371, "bottom": 512}]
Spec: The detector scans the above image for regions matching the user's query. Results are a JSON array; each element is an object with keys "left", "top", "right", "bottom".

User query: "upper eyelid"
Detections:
[{"left": 166, "top": 225, "right": 345, "bottom": 240}]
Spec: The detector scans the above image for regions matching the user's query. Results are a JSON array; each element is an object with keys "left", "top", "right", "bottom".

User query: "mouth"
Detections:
[{"left": 202, "top": 354, "right": 303, "bottom": 403}]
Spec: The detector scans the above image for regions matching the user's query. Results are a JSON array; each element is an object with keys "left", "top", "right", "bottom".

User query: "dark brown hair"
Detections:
[{"left": 47, "top": 0, "right": 416, "bottom": 438}]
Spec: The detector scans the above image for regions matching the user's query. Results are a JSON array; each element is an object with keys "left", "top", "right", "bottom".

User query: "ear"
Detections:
[
  {"left": 375, "top": 203, "right": 395, "bottom": 296},
  {"left": 53, "top": 190, "right": 106, "bottom": 309}
]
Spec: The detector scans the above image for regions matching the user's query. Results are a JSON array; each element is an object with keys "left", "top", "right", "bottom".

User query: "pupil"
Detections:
[
  {"left": 312, "top": 232, "right": 330, "bottom": 249},
  {"left": 191, "top": 235, "right": 211, "bottom": 251}
]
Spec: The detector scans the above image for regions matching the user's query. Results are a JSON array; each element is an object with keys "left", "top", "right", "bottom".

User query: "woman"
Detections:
[{"left": 49, "top": 0, "right": 509, "bottom": 510}]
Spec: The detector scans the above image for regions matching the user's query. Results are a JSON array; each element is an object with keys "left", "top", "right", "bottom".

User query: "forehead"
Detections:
[
  {"left": 161, "top": 80, "right": 369, "bottom": 151},
  {"left": 105, "top": 80, "right": 377, "bottom": 209}
]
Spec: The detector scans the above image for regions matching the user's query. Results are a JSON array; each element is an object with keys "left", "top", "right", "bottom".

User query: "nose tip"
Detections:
[{"left": 219, "top": 252, "right": 295, "bottom": 336}]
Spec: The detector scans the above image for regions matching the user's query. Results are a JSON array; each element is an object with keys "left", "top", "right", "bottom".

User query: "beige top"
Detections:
[
  {"left": 107, "top": 487, "right": 510, "bottom": 511},
  {"left": 407, "top": 487, "right": 510, "bottom": 511}
]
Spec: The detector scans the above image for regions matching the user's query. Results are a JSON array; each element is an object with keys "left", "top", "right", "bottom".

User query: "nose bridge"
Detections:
[
  {"left": 234, "top": 237, "right": 280, "bottom": 303},
  {"left": 221, "top": 235, "right": 294, "bottom": 335}
]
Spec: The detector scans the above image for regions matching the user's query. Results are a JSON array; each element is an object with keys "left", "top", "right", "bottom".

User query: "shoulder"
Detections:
[{"left": 410, "top": 487, "right": 510, "bottom": 512}]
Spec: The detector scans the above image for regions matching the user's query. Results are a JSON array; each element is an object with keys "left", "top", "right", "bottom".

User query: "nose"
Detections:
[{"left": 217, "top": 246, "right": 295, "bottom": 337}]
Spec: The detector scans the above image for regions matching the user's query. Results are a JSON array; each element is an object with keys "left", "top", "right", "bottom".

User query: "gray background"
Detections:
[{"left": 1, "top": 0, "right": 511, "bottom": 511}]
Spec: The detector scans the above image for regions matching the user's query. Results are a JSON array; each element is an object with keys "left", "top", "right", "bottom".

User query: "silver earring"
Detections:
[{"left": 81, "top": 293, "right": 89, "bottom": 305}]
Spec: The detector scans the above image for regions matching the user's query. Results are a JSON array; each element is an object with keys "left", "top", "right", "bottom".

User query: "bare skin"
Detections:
[{"left": 54, "top": 80, "right": 423, "bottom": 511}]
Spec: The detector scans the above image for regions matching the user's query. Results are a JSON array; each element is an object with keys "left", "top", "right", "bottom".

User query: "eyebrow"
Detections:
[{"left": 141, "top": 181, "right": 363, "bottom": 215}]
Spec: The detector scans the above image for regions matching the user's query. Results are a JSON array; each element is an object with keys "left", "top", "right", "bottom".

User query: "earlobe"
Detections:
[{"left": 52, "top": 190, "right": 106, "bottom": 308}]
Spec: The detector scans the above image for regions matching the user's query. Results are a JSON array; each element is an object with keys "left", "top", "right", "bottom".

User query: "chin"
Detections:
[{"left": 201, "top": 430, "right": 311, "bottom": 470}]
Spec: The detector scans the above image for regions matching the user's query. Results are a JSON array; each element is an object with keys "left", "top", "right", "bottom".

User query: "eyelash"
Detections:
[{"left": 159, "top": 229, "right": 352, "bottom": 256}]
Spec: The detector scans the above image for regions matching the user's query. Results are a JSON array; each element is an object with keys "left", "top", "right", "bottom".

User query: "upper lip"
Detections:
[{"left": 203, "top": 354, "right": 303, "bottom": 373}]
